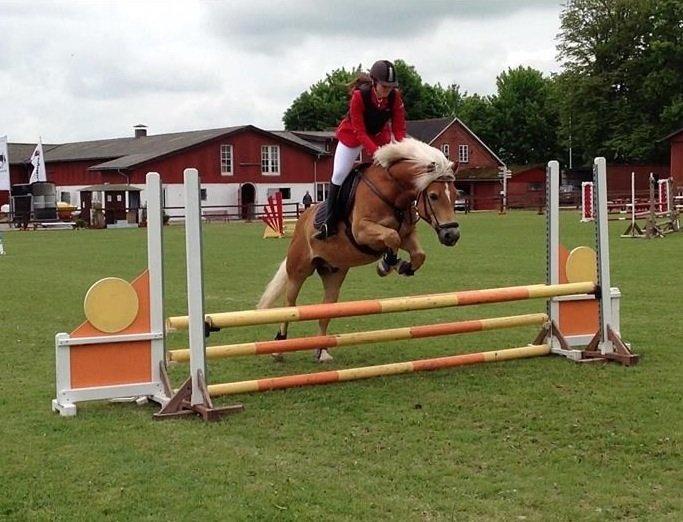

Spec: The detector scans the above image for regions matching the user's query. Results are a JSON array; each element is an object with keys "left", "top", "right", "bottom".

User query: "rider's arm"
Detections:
[{"left": 348, "top": 90, "right": 380, "bottom": 157}]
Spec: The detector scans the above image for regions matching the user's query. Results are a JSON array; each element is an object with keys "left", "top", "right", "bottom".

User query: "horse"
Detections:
[{"left": 257, "top": 138, "right": 461, "bottom": 362}]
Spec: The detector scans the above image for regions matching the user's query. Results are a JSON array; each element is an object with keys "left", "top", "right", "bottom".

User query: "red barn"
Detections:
[
  {"left": 2, "top": 118, "right": 504, "bottom": 221},
  {"left": 662, "top": 128, "right": 683, "bottom": 191},
  {"left": 406, "top": 118, "right": 505, "bottom": 210}
]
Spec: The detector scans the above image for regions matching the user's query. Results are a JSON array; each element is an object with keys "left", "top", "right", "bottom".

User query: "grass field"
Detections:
[{"left": 1, "top": 212, "right": 681, "bottom": 520}]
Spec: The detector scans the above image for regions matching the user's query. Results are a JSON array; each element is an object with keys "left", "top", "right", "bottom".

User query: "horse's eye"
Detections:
[{"left": 429, "top": 193, "right": 439, "bottom": 201}]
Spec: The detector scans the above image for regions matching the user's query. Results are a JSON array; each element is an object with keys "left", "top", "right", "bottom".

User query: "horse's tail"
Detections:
[{"left": 257, "top": 258, "right": 288, "bottom": 309}]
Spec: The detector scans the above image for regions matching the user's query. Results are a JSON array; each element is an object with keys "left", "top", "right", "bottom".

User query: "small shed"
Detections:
[{"left": 79, "top": 183, "right": 143, "bottom": 226}]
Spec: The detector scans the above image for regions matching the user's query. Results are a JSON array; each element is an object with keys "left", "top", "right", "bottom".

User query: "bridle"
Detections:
[
  {"left": 416, "top": 177, "right": 460, "bottom": 233},
  {"left": 347, "top": 161, "right": 458, "bottom": 258}
]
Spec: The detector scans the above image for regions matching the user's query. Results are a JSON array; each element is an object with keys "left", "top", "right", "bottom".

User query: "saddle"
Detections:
[
  {"left": 313, "top": 163, "right": 369, "bottom": 228},
  {"left": 313, "top": 163, "right": 387, "bottom": 257}
]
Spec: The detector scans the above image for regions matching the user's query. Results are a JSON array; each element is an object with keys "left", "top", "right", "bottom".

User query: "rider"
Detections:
[{"left": 314, "top": 59, "right": 407, "bottom": 240}]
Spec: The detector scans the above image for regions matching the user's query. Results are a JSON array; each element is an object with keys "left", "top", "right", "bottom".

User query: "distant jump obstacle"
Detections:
[
  {"left": 53, "top": 158, "right": 638, "bottom": 421},
  {"left": 261, "top": 192, "right": 297, "bottom": 238},
  {"left": 582, "top": 173, "right": 680, "bottom": 238}
]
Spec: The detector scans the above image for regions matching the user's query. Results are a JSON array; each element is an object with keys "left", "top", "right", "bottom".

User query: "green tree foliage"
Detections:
[
  {"left": 282, "top": 60, "right": 465, "bottom": 130},
  {"left": 489, "top": 66, "right": 560, "bottom": 165},
  {"left": 556, "top": 0, "right": 683, "bottom": 164},
  {"left": 283, "top": 67, "right": 359, "bottom": 131}
]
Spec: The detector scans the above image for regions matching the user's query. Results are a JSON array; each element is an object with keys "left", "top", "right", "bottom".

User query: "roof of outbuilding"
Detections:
[
  {"left": 8, "top": 143, "right": 59, "bottom": 165},
  {"left": 8, "top": 125, "right": 330, "bottom": 171},
  {"left": 406, "top": 117, "right": 455, "bottom": 143},
  {"left": 658, "top": 127, "right": 683, "bottom": 142}
]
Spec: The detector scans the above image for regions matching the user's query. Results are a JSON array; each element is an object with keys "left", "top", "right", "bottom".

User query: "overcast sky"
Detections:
[{"left": 1, "top": 0, "right": 564, "bottom": 144}]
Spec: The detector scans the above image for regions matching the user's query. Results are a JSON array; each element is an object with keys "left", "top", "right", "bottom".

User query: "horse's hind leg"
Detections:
[
  {"left": 315, "top": 267, "right": 349, "bottom": 362},
  {"left": 272, "top": 271, "right": 309, "bottom": 361}
]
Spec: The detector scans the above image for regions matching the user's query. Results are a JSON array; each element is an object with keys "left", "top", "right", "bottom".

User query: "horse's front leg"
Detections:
[
  {"left": 315, "top": 267, "right": 349, "bottom": 362},
  {"left": 354, "top": 220, "right": 402, "bottom": 276},
  {"left": 397, "top": 229, "right": 426, "bottom": 276}
]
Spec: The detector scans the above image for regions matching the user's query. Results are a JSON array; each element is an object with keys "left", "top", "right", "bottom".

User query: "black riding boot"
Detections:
[{"left": 313, "top": 183, "right": 341, "bottom": 240}]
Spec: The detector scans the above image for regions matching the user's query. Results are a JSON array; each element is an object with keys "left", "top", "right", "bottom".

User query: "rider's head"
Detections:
[{"left": 370, "top": 60, "right": 398, "bottom": 98}]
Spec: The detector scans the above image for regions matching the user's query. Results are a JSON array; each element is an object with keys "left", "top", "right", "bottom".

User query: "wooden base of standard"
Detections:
[
  {"left": 154, "top": 365, "right": 244, "bottom": 421},
  {"left": 581, "top": 325, "right": 640, "bottom": 366}
]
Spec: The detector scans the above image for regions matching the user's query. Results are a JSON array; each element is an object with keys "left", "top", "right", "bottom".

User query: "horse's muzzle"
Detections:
[{"left": 437, "top": 223, "right": 460, "bottom": 246}]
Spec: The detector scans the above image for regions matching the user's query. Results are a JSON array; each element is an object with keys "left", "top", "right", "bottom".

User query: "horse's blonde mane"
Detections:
[{"left": 373, "top": 137, "right": 455, "bottom": 191}]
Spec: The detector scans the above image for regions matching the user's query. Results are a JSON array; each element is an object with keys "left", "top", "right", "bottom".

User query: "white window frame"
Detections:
[
  {"left": 220, "top": 144, "right": 233, "bottom": 176},
  {"left": 261, "top": 145, "right": 280, "bottom": 175},
  {"left": 458, "top": 144, "right": 469, "bottom": 163},
  {"left": 441, "top": 144, "right": 450, "bottom": 158},
  {"left": 315, "top": 182, "right": 329, "bottom": 202}
]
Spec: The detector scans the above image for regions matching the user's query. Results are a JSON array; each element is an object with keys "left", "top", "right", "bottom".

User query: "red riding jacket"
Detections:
[{"left": 335, "top": 85, "right": 407, "bottom": 157}]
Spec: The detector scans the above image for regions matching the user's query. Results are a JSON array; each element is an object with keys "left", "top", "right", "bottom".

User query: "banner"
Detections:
[
  {"left": 0, "top": 136, "right": 9, "bottom": 191},
  {"left": 29, "top": 138, "right": 47, "bottom": 183}
]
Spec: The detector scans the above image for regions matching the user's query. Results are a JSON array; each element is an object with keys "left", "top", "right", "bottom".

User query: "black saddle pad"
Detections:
[{"left": 314, "top": 163, "right": 370, "bottom": 228}]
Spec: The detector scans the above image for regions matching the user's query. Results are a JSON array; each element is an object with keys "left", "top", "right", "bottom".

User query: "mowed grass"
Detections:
[{"left": 0, "top": 211, "right": 681, "bottom": 520}]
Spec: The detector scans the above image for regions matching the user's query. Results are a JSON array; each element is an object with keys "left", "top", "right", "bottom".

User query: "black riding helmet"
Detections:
[{"left": 370, "top": 60, "right": 398, "bottom": 87}]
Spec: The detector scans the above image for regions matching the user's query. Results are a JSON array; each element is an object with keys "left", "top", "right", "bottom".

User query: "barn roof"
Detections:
[
  {"left": 407, "top": 117, "right": 505, "bottom": 167},
  {"left": 406, "top": 118, "right": 454, "bottom": 142},
  {"left": 7, "top": 143, "right": 60, "bottom": 165},
  {"left": 456, "top": 166, "right": 501, "bottom": 180},
  {"left": 7, "top": 125, "right": 329, "bottom": 171},
  {"left": 659, "top": 127, "right": 683, "bottom": 142}
]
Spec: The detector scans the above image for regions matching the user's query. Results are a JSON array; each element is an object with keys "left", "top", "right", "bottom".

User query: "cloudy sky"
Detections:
[{"left": 1, "top": 0, "right": 564, "bottom": 144}]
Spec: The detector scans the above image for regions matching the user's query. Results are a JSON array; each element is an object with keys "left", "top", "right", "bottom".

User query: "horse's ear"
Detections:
[{"left": 450, "top": 161, "right": 458, "bottom": 172}]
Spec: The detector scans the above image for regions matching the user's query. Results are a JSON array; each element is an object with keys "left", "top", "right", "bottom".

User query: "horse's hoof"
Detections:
[
  {"left": 377, "top": 260, "right": 391, "bottom": 277},
  {"left": 398, "top": 260, "right": 415, "bottom": 276},
  {"left": 271, "top": 353, "right": 285, "bottom": 362},
  {"left": 315, "top": 349, "right": 334, "bottom": 362}
]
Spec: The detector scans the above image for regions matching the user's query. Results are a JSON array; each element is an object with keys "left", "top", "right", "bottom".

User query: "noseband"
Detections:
[{"left": 416, "top": 177, "right": 460, "bottom": 232}]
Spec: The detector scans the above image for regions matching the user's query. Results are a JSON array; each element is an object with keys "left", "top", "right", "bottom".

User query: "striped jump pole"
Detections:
[
  {"left": 166, "top": 282, "right": 595, "bottom": 331},
  {"left": 206, "top": 344, "right": 551, "bottom": 397},
  {"left": 168, "top": 313, "right": 548, "bottom": 362}
]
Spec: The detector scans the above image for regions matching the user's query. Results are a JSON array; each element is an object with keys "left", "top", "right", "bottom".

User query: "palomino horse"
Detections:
[{"left": 257, "top": 138, "right": 460, "bottom": 361}]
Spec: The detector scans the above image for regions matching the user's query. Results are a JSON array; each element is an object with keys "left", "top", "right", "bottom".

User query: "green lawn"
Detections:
[{"left": 1, "top": 212, "right": 681, "bottom": 520}]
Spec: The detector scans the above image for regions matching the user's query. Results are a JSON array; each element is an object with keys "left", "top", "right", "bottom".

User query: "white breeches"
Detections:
[{"left": 331, "top": 143, "right": 363, "bottom": 185}]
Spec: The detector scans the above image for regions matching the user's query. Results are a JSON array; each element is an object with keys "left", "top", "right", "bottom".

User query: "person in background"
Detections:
[
  {"left": 302, "top": 190, "right": 313, "bottom": 209},
  {"left": 313, "top": 59, "right": 407, "bottom": 240}
]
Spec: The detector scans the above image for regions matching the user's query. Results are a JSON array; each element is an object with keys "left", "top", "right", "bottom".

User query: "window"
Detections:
[
  {"left": 440, "top": 144, "right": 450, "bottom": 158},
  {"left": 220, "top": 144, "right": 233, "bottom": 175},
  {"left": 60, "top": 191, "right": 71, "bottom": 204},
  {"left": 458, "top": 144, "right": 469, "bottom": 163},
  {"left": 200, "top": 188, "right": 207, "bottom": 201},
  {"left": 261, "top": 145, "right": 280, "bottom": 175},
  {"left": 316, "top": 182, "right": 330, "bottom": 202},
  {"left": 529, "top": 183, "right": 544, "bottom": 192},
  {"left": 266, "top": 188, "right": 292, "bottom": 200}
]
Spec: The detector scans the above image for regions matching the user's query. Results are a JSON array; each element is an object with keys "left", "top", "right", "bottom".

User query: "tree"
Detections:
[
  {"left": 282, "top": 60, "right": 465, "bottom": 129},
  {"left": 283, "top": 67, "right": 358, "bottom": 130},
  {"left": 488, "top": 66, "right": 560, "bottom": 165},
  {"left": 556, "top": 0, "right": 683, "bottom": 164}
]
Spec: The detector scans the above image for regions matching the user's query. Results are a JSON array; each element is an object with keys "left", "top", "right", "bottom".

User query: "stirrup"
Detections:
[{"left": 313, "top": 222, "right": 337, "bottom": 240}]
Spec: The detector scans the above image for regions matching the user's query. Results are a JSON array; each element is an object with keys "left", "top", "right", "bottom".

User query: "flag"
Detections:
[
  {"left": 0, "top": 136, "right": 9, "bottom": 191},
  {"left": 29, "top": 138, "right": 47, "bottom": 183}
]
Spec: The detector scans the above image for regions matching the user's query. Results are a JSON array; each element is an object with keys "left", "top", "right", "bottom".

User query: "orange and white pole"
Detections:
[
  {"left": 207, "top": 344, "right": 551, "bottom": 397},
  {"left": 166, "top": 282, "right": 594, "bottom": 331},
  {"left": 168, "top": 313, "right": 548, "bottom": 362}
]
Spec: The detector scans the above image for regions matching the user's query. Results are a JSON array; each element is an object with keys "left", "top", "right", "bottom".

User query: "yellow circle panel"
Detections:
[
  {"left": 566, "top": 246, "right": 597, "bottom": 284},
  {"left": 83, "top": 277, "right": 139, "bottom": 333}
]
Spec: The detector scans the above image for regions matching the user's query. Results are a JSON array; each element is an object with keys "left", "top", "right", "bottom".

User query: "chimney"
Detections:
[{"left": 134, "top": 124, "right": 148, "bottom": 138}]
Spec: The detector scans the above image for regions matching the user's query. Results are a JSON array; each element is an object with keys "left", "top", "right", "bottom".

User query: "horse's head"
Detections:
[
  {"left": 417, "top": 169, "right": 460, "bottom": 246},
  {"left": 374, "top": 138, "right": 461, "bottom": 247}
]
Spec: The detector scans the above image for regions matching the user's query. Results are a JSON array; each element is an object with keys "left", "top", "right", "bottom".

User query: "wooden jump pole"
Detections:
[
  {"left": 206, "top": 344, "right": 551, "bottom": 397},
  {"left": 166, "top": 282, "right": 594, "bottom": 331},
  {"left": 168, "top": 312, "right": 549, "bottom": 362}
]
